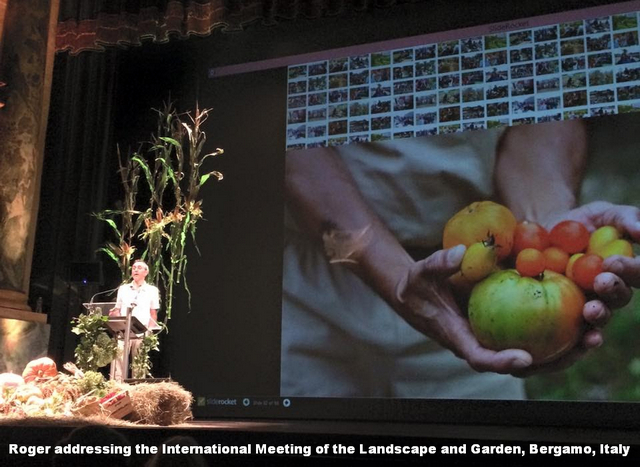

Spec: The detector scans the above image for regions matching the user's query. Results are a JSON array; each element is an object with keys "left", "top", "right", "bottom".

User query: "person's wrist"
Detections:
[
  {"left": 392, "top": 270, "right": 420, "bottom": 318},
  {"left": 357, "top": 234, "right": 415, "bottom": 312}
]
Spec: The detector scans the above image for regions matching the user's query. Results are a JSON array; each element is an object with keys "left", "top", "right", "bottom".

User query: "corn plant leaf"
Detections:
[
  {"left": 156, "top": 157, "right": 179, "bottom": 187},
  {"left": 132, "top": 212, "right": 147, "bottom": 235},
  {"left": 199, "top": 171, "right": 223, "bottom": 186},
  {"left": 189, "top": 223, "right": 202, "bottom": 256},
  {"left": 195, "top": 138, "right": 207, "bottom": 158},
  {"left": 132, "top": 154, "right": 154, "bottom": 191},
  {"left": 159, "top": 136, "right": 181, "bottom": 148},
  {"left": 181, "top": 122, "right": 193, "bottom": 140},
  {"left": 96, "top": 217, "right": 123, "bottom": 240},
  {"left": 95, "top": 208, "right": 130, "bottom": 217},
  {"left": 96, "top": 246, "right": 120, "bottom": 264},
  {"left": 182, "top": 257, "right": 193, "bottom": 312},
  {"left": 200, "top": 148, "right": 224, "bottom": 165}
]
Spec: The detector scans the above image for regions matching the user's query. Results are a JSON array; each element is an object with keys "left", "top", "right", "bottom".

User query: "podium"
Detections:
[{"left": 82, "top": 302, "right": 152, "bottom": 382}]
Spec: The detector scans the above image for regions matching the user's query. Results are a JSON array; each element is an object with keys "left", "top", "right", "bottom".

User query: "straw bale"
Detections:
[
  {"left": 0, "top": 379, "right": 193, "bottom": 427},
  {"left": 128, "top": 381, "right": 193, "bottom": 426},
  {"left": 0, "top": 414, "right": 137, "bottom": 427}
]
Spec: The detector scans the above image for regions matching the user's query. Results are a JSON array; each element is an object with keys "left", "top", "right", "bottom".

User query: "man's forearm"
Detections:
[
  {"left": 494, "top": 119, "right": 588, "bottom": 225},
  {"left": 285, "top": 147, "right": 413, "bottom": 308}
]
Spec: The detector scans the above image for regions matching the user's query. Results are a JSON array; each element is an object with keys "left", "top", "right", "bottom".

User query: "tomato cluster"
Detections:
[
  {"left": 512, "top": 220, "right": 634, "bottom": 292},
  {"left": 443, "top": 201, "right": 637, "bottom": 364}
]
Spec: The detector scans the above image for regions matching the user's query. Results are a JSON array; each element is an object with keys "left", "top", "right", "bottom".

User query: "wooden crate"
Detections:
[
  {"left": 72, "top": 398, "right": 101, "bottom": 417},
  {"left": 99, "top": 391, "right": 132, "bottom": 419}
]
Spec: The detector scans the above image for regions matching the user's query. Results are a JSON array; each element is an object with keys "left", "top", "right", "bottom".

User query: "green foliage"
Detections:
[
  {"left": 485, "top": 35, "right": 507, "bottom": 50},
  {"left": 94, "top": 102, "right": 224, "bottom": 321},
  {"left": 76, "top": 370, "right": 111, "bottom": 398},
  {"left": 612, "top": 15, "right": 637, "bottom": 31},
  {"left": 526, "top": 295, "right": 640, "bottom": 401},
  {"left": 525, "top": 250, "right": 640, "bottom": 401},
  {"left": 71, "top": 312, "right": 119, "bottom": 372},
  {"left": 131, "top": 333, "right": 160, "bottom": 379},
  {"left": 525, "top": 125, "right": 640, "bottom": 402}
]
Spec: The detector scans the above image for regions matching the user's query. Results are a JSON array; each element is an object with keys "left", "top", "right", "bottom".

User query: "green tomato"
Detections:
[{"left": 468, "top": 269, "right": 585, "bottom": 365}]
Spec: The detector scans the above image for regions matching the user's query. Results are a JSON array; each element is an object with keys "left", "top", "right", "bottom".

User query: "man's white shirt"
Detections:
[{"left": 115, "top": 281, "right": 160, "bottom": 329}]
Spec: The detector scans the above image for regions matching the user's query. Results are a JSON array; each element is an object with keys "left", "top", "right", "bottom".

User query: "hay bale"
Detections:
[
  {"left": 0, "top": 414, "right": 137, "bottom": 427},
  {"left": 128, "top": 381, "right": 193, "bottom": 426}
]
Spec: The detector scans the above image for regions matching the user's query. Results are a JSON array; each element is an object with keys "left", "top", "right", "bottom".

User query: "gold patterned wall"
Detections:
[
  {"left": 0, "top": 0, "right": 7, "bottom": 52},
  {"left": 0, "top": 316, "right": 50, "bottom": 373},
  {"left": 0, "top": 0, "right": 57, "bottom": 312}
]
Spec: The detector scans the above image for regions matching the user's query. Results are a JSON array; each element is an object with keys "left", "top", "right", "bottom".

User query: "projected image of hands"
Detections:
[{"left": 281, "top": 115, "right": 640, "bottom": 401}]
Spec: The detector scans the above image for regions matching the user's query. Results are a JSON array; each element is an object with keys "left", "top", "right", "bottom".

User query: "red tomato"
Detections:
[
  {"left": 572, "top": 254, "right": 604, "bottom": 291},
  {"left": 549, "top": 220, "right": 590, "bottom": 254},
  {"left": 516, "top": 248, "right": 546, "bottom": 277},
  {"left": 543, "top": 247, "right": 570, "bottom": 274},
  {"left": 513, "top": 221, "right": 550, "bottom": 256}
]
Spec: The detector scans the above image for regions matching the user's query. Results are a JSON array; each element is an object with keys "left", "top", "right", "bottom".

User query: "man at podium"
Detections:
[{"left": 109, "top": 260, "right": 160, "bottom": 379}]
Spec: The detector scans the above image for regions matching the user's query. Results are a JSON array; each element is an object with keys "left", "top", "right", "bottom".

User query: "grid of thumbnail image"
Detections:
[{"left": 286, "top": 10, "right": 640, "bottom": 150}]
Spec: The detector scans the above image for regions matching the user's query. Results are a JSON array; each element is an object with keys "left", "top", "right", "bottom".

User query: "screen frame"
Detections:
[{"left": 182, "top": 0, "right": 640, "bottom": 430}]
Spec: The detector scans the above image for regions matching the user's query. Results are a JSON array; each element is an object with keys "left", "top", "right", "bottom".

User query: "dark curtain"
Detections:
[
  {"left": 56, "top": 0, "right": 423, "bottom": 55},
  {"left": 32, "top": 49, "right": 121, "bottom": 364},
  {"left": 54, "top": 0, "right": 627, "bottom": 56}
]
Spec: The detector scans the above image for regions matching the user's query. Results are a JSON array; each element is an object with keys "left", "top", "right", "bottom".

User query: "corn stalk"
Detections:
[
  {"left": 94, "top": 147, "right": 143, "bottom": 281},
  {"left": 94, "top": 102, "right": 224, "bottom": 322}
]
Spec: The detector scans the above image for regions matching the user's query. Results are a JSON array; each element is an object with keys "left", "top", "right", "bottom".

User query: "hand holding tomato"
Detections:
[
  {"left": 545, "top": 200, "right": 640, "bottom": 307},
  {"left": 506, "top": 201, "right": 640, "bottom": 376},
  {"left": 444, "top": 200, "right": 640, "bottom": 376},
  {"left": 394, "top": 245, "right": 533, "bottom": 374}
]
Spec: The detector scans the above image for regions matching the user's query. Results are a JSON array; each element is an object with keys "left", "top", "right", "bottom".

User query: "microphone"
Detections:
[{"left": 88, "top": 285, "right": 120, "bottom": 304}]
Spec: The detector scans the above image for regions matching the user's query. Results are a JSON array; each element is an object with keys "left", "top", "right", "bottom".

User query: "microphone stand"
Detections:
[
  {"left": 88, "top": 285, "right": 119, "bottom": 306},
  {"left": 119, "top": 303, "right": 134, "bottom": 382}
]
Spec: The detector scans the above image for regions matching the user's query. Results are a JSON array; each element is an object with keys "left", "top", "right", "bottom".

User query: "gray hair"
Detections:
[{"left": 132, "top": 260, "right": 149, "bottom": 271}]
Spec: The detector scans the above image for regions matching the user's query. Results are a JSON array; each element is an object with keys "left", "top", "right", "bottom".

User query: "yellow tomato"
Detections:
[
  {"left": 565, "top": 253, "right": 584, "bottom": 280},
  {"left": 598, "top": 239, "right": 634, "bottom": 259},
  {"left": 588, "top": 226, "right": 621, "bottom": 254},
  {"left": 461, "top": 240, "right": 497, "bottom": 282},
  {"left": 443, "top": 201, "right": 517, "bottom": 260}
]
